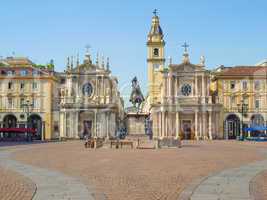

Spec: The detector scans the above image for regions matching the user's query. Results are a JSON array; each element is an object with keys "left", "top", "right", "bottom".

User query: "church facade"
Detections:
[
  {"left": 145, "top": 13, "right": 223, "bottom": 140},
  {"left": 57, "top": 51, "right": 124, "bottom": 139}
]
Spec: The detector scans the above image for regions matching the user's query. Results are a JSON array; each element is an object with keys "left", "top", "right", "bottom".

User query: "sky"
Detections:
[{"left": 1, "top": 0, "right": 267, "bottom": 103}]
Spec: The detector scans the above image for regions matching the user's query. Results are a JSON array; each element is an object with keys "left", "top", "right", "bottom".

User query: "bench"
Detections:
[
  {"left": 120, "top": 140, "right": 134, "bottom": 149},
  {"left": 85, "top": 138, "right": 104, "bottom": 149},
  {"left": 110, "top": 140, "right": 134, "bottom": 149}
]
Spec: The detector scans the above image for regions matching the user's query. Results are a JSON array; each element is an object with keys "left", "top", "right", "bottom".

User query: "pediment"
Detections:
[{"left": 169, "top": 63, "right": 203, "bottom": 73}]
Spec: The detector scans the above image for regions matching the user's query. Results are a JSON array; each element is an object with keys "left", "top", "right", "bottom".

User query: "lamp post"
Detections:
[
  {"left": 21, "top": 99, "right": 33, "bottom": 141},
  {"left": 237, "top": 99, "right": 248, "bottom": 140}
]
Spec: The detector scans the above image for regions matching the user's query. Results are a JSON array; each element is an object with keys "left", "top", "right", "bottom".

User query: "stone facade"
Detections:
[
  {"left": 145, "top": 13, "right": 222, "bottom": 140},
  {"left": 57, "top": 52, "right": 124, "bottom": 139}
]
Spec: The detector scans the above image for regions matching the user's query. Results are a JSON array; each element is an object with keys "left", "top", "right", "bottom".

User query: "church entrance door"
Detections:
[
  {"left": 83, "top": 120, "right": 92, "bottom": 138},
  {"left": 182, "top": 120, "right": 192, "bottom": 140}
]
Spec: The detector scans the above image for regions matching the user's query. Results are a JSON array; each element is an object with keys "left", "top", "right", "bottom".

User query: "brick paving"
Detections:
[
  {"left": 10, "top": 140, "right": 266, "bottom": 200},
  {"left": 0, "top": 166, "right": 36, "bottom": 200},
  {"left": 250, "top": 170, "right": 267, "bottom": 200}
]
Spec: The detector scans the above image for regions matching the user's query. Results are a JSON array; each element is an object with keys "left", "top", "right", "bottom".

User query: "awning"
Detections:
[
  {"left": 0, "top": 128, "right": 36, "bottom": 134},
  {"left": 244, "top": 126, "right": 267, "bottom": 131}
]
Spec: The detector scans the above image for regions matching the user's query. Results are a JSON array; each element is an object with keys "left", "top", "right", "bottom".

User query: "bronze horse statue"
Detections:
[{"left": 129, "top": 77, "right": 145, "bottom": 112}]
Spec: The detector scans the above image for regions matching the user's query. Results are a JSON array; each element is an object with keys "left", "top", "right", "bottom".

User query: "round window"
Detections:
[{"left": 181, "top": 84, "right": 192, "bottom": 96}]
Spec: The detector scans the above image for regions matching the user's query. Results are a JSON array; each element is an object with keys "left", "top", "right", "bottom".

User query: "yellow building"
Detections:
[
  {"left": 212, "top": 64, "right": 267, "bottom": 139},
  {"left": 146, "top": 11, "right": 165, "bottom": 106},
  {"left": 0, "top": 57, "right": 57, "bottom": 140}
]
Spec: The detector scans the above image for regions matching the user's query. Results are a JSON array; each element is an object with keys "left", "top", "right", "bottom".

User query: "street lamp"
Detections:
[
  {"left": 237, "top": 98, "right": 248, "bottom": 140},
  {"left": 21, "top": 99, "right": 33, "bottom": 141}
]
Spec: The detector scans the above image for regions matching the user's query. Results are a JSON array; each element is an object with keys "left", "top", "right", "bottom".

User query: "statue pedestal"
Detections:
[
  {"left": 125, "top": 106, "right": 149, "bottom": 136},
  {"left": 126, "top": 115, "right": 148, "bottom": 136}
]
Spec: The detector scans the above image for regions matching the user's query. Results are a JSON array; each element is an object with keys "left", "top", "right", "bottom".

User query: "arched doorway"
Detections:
[
  {"left": 251, "top": 114, "right": 265, "bottom": 137},
  {"left": 3, "top": 114, "right": 17, "bottom": 139},
  {"left": 28, "top": 114, "right": 42, "bottom": 140},
  {"left": 224, "top": 114, "right": 240, "bottom": 139},
  {"left": 79, "top": 111, "right": 94, "bottom": 139},
  {"left": 3, "top": 114, "right": 17, "bottom": 128}
]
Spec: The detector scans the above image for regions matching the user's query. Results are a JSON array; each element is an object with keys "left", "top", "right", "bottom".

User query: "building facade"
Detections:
[
  {"left": 0, "top": 57, "right": 57, "bottom": 140},
  {"left": 145, "top": 13, "right": 222, "bottom": 140},
  {"left": 213, "top": 65, "right": 267, "bottom": 139},
  {"left": 57, "top": 51, "right": 124, "bottom": 139}
]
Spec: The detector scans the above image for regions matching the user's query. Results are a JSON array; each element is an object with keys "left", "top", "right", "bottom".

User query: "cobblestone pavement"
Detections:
[
  {"left": 12, "top": 140, "right": 267, "bottom": 200},
  {"left": 0, "top": 165, "right": 36, "bottom": 200},
  {"left": 189, "top": 158, "right": 267, "bottom": 200},
  {"left": 250, "top": 170, "right": 267, "bottom": 200},
  {"left": 0, "top": 148, "right": 94, "bottom": 200}
]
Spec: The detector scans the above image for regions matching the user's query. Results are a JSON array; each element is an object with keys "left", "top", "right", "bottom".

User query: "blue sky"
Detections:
[{"left": 1, "top": 0, "right": 267, "bottom": 102}]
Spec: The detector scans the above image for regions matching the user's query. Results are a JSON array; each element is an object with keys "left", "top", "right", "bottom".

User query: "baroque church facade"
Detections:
[
  {"left": 145, "top": 12, "right": 223, "bottom": 140},
  {"left": 57, "top": 51, "right": 124, "bottom": 139}
]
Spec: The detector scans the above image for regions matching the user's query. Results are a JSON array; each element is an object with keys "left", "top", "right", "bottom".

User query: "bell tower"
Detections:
[{"left": 147, "top": 9, "right": 165, "bottom": 106}]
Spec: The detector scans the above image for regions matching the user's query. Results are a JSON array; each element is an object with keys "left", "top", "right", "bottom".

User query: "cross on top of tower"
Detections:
[
  {"left": 153, "top": 9, "right": 158, "bottom": 16},
  {"left": 182, "top": 42, "right": 189, "bottom": 53}
]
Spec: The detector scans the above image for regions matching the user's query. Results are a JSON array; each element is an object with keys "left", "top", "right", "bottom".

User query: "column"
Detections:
[
  {"left": 42, "top": 121, "right": 45, "bottom": 140},
  {"left": 203, "top": 112, "right": 207, "bottom": 139},
  {"left": 156, "top": 112, "right": 159, "bottom": 138},
  {"left": 202, "top": 73, "right": 205, "bottom": 103},
  {"left": 162, "top": 111, "right": 165, "bottom": 138},
  {"left": 163, "top": 74, "right": 168, "bottom": 103},
  {"left": 171, "top": 112, "right": 175, "bottom": 137},
  {"left": 159, "top": 112, "right": 162, "bottom": 138},
  {"left": 94, "top": 110, "right": 97, "bottom": 137},
  {"left": 162, "top": 74, "right": 167, "bottom": 103},
  {"left": 195, "top": 111, "right": 198, "bottom": 140},
  {"left": 176, "top": 112, "right": 180, "bottom": 139},
  {"left": 106, "top": 112, "right": 110, "bottom": 139},
  {"left": 59, "top": 111, "right": 66, "bottom": 138},
  {"left": 195, "top": 74, "right": 198, "bottom": 97},
  {"left": 75, "top": 112, "right": 79, "bottom": 138},
  {"left": 104, "top": 79, "right": 107, "bottom": 104},
  {"left": 225, "top": 119, "right": 229, "bottom": 140},
  {"left": 168, "top": 74, "right": 172, "bottom": 100},
  {"left": 208, "top": 111, "right": 212, "bottom": 140},
  {"left": 199, "top": 113, "right": 203, "bottom": 139},
  {"left": 101, "top": 76, "right": 104, "bottom": 103}
]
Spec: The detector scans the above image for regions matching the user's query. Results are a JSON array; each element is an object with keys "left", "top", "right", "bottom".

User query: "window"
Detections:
[
  {"left": 20, "top": 70, "right": 28, "bottom": 76},
  {"left": 230, "top": 96, "right": 236, "bottom": 105},
  {"left": 255, "top": 99, "right": 260, "bottom": 109},
  {"left": 8, "top": 82, "right": 13, "bottom": 90},
  {"left": 32, "top": 98, "right": 36, "bottom": 108},
  {"left": 153, "top": 48, "right": 159, "bottom": 57},
  {"left": 230, "top": 81, "right": 235, "bottom": 90},
  {"left": 7, "top": 70, "right": 15, "bottom": 76},
  {"left": 242, "top": 81, "right": 248, "bottom": 90},
  {"left": 32, "top": 70, "right": 40, "bottom": 76},
  {"left": 7, "top": 98, "right": 13, "bottom": 108},
  {"left": 254, "top": 80, "right": 260, "bottom": 90},
  {"left": 32, "top": 98, "right": 39, "bottom": 108},
  {"left": 32, "top": 82, "right": 38, "bottom": 90},
  {"left": 20, "top": 82, "right": 25, "bottom": 90},
  {"left": 20, "top": 98, "right": 25, "bottom": 108}
]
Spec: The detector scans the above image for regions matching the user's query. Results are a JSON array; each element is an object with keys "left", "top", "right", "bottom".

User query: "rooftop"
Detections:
[
  {"left": 0, "top": 57, "right": 34, "bottom": 67},
  {"left": 216, "top": 66, "right": 267, "bottom": 76}
]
